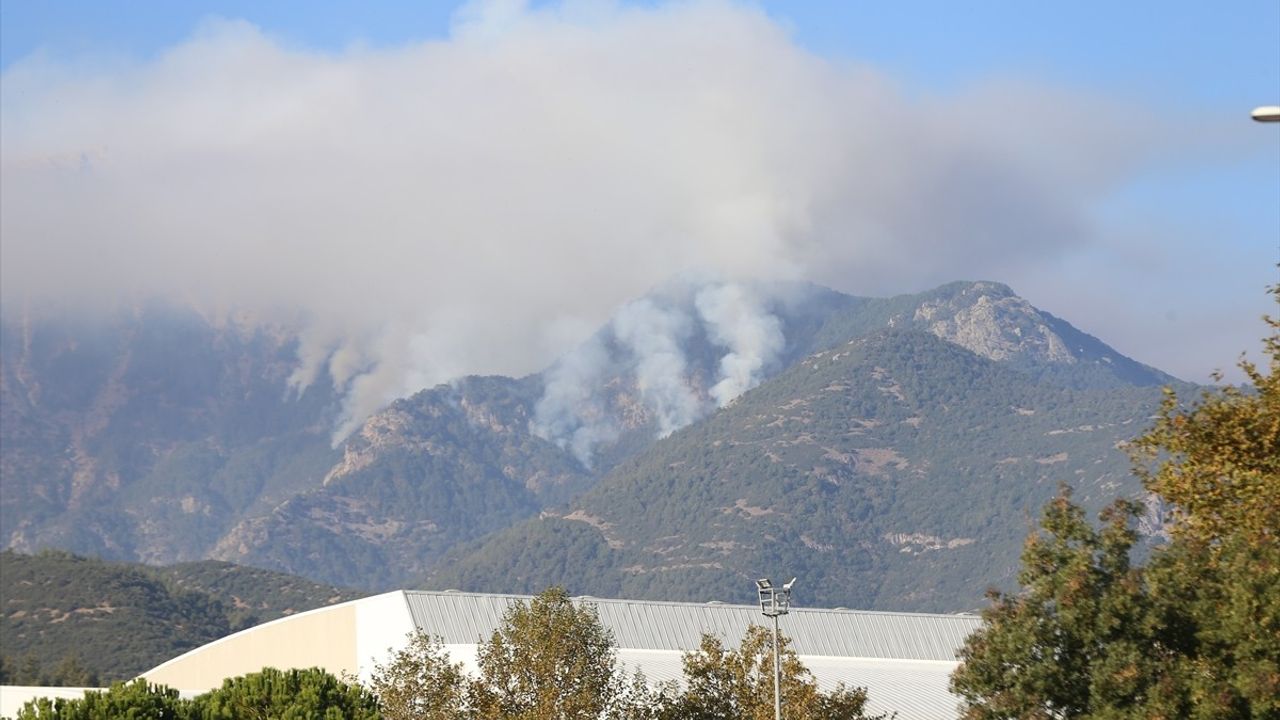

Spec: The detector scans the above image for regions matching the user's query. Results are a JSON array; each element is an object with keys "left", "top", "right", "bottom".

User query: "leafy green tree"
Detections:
[
  {"left": 674, "top": 625, "right": 884, "bottom": 720},
  {"left": 189, "top": 667, "right": 380, "bottom": 720},
  {"left": 949, "top": 492, "right": 1153, "bottom": 718},
  {"left": 470, "top": 587, "right": 623, "bottom": 720},
  {"left": 952, "top": 288, "right": 1280, "bottom": 719},
  {"left": 16, "top": 680, "right": 188, "bottom": 719},
  {"left": 367, "top": 631, "right": 469, "bottom": 719},
  {"left": 1129, "top": 292, "right": 1280, "bottom": 717}
]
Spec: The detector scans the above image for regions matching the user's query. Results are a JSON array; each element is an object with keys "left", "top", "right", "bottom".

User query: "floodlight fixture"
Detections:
[
  {"left": 754, "top": 576, "right": 797, "bottom": 720},
  {"left": 1252, "top": 106, "right": 1280, "bottom": 122}
]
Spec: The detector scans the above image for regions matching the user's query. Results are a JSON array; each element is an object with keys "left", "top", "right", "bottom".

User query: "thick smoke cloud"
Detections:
[
  {"left": 531, "top": 277, "right": 785, "bottom": 465},
  {"left": 696, "top": 282, "right": 785, "bottom": 407},
  {"left": 611, "top": 298, "right": 701, "bottom": 438},
  {"left": 530, "top": 333, "right": 618, "bottom": 468},
  {"left": 1, "top": 0, "right": 1217, "bottom": 441}
]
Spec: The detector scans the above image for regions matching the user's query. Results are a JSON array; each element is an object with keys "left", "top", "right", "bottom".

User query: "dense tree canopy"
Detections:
[
  {"left": 952, "top": 289, "right": 1280, "bottom": 718},
  {"left": 674, "top": 624, "right": 884, "bottom": 720},
  {"left": 471, "top": 587, "right": 622, "bottom": 719},
  {"left": 15, "top": 669, "right": 379, "bottom": 720}
]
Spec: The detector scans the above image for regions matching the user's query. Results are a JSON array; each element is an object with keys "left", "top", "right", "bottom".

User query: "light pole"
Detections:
[
  {"left": 756, "top": 577, "right": 796, "bottom": 720},
  {"left": 1252, "top": 106, "right": 1280, "bottom": 122}
]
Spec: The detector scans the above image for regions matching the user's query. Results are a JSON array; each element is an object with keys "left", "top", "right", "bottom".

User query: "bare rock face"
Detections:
[{"left": 914, "top": 282, "right": 1075, "bottom": 365}]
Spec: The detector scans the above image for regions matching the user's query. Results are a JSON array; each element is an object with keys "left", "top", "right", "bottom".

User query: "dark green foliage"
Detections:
[
  {"left": 0, "top": 550, "right": 362, "bottom": 683},
  {"left": 190, "top": 667, "right": 381, "bottom": 720},
  {"left": 950, "top": 492, "right": 1153, "bottom": 718},
  {"left": 13, "top": 669, "right": 378, "bottom": 720},
  {"left": 155, "top": 560, "right": 364, "bottom": 631},
  {"left": 15, "top": 680, "right": 187, "bottom": 719}
]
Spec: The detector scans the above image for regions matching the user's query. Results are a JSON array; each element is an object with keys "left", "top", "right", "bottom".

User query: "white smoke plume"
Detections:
[
  {"left": 695, "top": 282, "right": 785, "bottom": 407},
  {"left": 531, "top": 333, "right": 618, "bottom": 468},
  {"left": 2, "top": 0, "right": 1237, "bottom": 442},
  {"left": 611, "top": 297, "right": 702, "bottom": 438},
  {"left": 529, "top": 276, "right": 788, "bottom": 464}
]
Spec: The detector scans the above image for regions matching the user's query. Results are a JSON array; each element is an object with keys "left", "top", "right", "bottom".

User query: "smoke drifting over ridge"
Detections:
[
  {"left": 531, "top": 276, "right": 786, "bottom": 465},
  {"left": 1, "top": 1, "right": 1184, "bottom": 440}
]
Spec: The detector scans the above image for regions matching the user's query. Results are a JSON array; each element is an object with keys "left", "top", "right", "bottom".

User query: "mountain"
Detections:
[
  {"left": 208, "top": 375, "right": 591, "bottom": 589},
  {"left": 0, "top": 280, "right": 1185, "bottom": 600},
  {"left": 0, "top": 550, "right": 363, "bottom": 683},
  {"left": 424, "top": 327, "right": 1170, "bottom": 611},
  {"left": 0, "top": 302, "right": 341, "bottom": 564}
]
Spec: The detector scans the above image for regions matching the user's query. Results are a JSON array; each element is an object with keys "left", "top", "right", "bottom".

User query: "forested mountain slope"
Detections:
[
  {"left": 427, "top": 329, "right": 1169, "bottom": 611},
  {"left": 2, "top": 281, "right": 1185, "bottom": 596},
  {"left": 0, "top": 550, "right": 363, "bottom": 683}
]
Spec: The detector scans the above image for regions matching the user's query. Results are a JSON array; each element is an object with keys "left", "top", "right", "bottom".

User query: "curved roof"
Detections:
[{"left": 402, "top": 590, "right": 980, "bottom": 661}]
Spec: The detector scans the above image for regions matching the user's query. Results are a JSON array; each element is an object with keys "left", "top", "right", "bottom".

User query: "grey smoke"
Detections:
[
  {"left": 695, "top": 282, "right": 785, "bottom": 407},
  {"left": 531, "top": 333, "right": 618, "bottom": 468},
  {"left": 530, "top": 277, "right": 787, "bottom": 465},
  {"left": 611, "top": 297, "right": 702, "bottom": 438},
  {"left": 2, "top": 0, "right": 1245, "bottom": 444}
]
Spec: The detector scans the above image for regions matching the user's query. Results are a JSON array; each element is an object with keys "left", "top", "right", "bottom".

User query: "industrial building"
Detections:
[{"left": 136, "top": 589, "right": 982, "bottom": 720}]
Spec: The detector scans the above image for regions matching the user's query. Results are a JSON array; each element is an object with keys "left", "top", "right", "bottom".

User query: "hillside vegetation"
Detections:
[
  {"left": 428, "top": 329, "right": 1170, "bottom": 610},
  {"left": 2, "top": 280, "right": 1188, "bottom": 604},
  {"left": 0, "top": 550, "right": 364, "bottom": 684}
]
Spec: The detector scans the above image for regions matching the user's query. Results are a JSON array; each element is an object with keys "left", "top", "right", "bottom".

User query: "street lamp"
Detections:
[
  {"left": 1252, "top": 106, "right": 1280, "bottom": 122},
  {"left": 757, "top": 577, "right": 796, "bottom": 720}
]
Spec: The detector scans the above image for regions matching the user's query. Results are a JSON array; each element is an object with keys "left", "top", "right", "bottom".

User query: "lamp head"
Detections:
[
  {"left": 755, "top": 578, "right": 772, "bottom": 590},
  {"left": 783, "top": 577, "right": 796, "bottom": 592}
]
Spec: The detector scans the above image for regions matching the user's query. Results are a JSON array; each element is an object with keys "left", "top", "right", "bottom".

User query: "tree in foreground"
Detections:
[
  {"left": 675, "top": 624, "right": 886, "bottom": 720},
  {"left": 190, "top": 666, "right": 380, "bottom": 719},
  {"left": 367, "top": 630, "right": 469, "bottom": 719},
  {"left": 16, "top": 668, "right": 379, "bottom": 720},
  {"left": 469, "top": 586, "right": 650, "bottom": 719},
  {"left": 16, "top": 680, "right": 187, "bottom": 719},
  {"left": 951, "top": 289, "right": 1279, "bottom": 719},
  {"left": 367, "top": 586, "right": 885, "bottom": 719}
]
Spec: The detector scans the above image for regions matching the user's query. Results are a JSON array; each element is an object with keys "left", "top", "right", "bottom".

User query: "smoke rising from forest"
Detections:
[{"left": 0, "top": 0, "right": 1239, "bottom": 441}]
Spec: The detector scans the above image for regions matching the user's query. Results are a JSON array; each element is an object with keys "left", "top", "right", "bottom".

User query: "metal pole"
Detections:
[{"left": 773, "top": 611, "right": 782, "bottom": 720}]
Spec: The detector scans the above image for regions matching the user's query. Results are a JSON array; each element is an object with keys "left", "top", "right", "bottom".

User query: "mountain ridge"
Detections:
[{"left": 1, "top": 280, "right": 1185, "bottom": 599}]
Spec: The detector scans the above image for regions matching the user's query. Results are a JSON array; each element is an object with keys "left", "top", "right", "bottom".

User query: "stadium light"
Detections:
[{"left": 756, "top": 576, "right": 796, "bottom": 720}]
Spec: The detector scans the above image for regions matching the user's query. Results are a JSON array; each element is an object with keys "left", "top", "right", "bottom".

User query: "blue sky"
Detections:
[{"left": 2, "top": 0, "right": 1278, "bottom": 388}]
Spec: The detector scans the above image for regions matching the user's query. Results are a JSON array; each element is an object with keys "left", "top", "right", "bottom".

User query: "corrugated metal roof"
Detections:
[{"left": 402, "top": 591, "right": 980, "bottom": 662}]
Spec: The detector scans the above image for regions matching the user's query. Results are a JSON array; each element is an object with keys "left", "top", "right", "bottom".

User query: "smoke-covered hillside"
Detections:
[{"left": 1, "top": 280, "right": 1184, "bottom": 596}]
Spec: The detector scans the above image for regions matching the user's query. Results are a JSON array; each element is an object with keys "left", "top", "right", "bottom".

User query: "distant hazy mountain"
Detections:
[
  {"left": 0, "top": 281, "right": 1184, "bottom": 600},
  {"left": 0, "top": 303, "right": 341, "bottom": 564}
]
